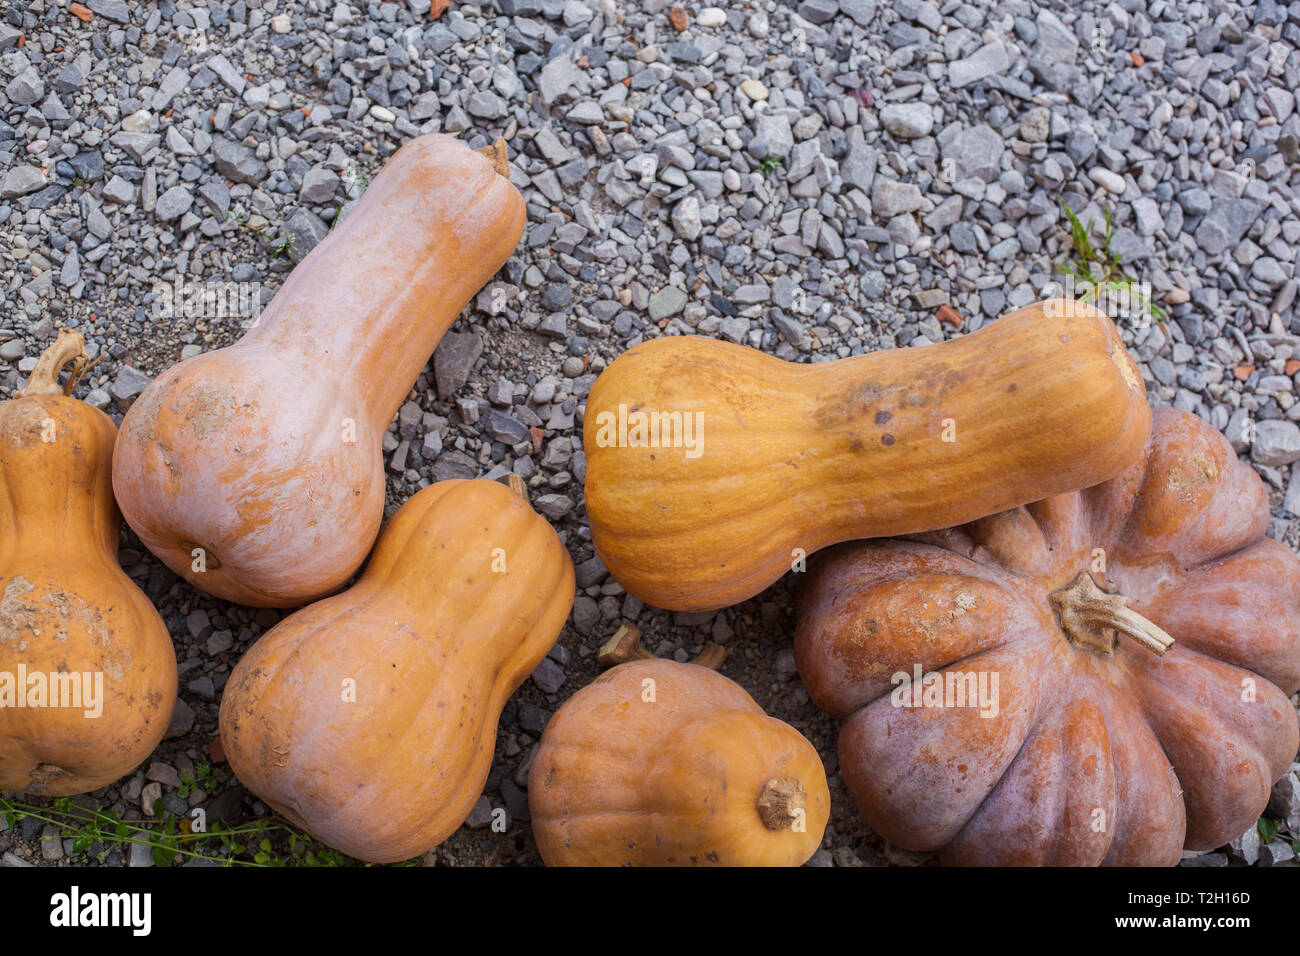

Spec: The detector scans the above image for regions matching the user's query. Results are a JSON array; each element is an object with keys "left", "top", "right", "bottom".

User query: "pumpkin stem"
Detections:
[
  {"left": 692, "top": 642, "right": 729, "bottom": 670},
  {"left": 508, "top": 473, "right": 528, "bottom": 501},
  {"left": 597, "top": 622, "right": 729, "bottom": 670},
  {"left": 16, "top": 329, "right": 90, "bottom": 398},
  {"left": 1049, "top": 571, "right": 1174, "bottom": 656},
  {"left": 598, "top": 623, "right": 654, "bottom": 667},
  {"left": 756, "top": 778, "right": 807, "bottom": 831},
  {"left": 475, "top": 137, "right": 511, "bottom": 178}
]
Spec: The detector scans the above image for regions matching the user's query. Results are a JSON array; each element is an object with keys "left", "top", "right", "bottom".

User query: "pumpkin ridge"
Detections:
[{"left": 1127, "top": 650, "right": 1293, "bottom": 849}]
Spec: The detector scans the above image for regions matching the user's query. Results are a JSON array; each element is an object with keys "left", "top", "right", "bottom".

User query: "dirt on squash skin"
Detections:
[
  {"left": 0, "top": 576, "right": 124, "bottom": 679},
  {"left": 173, "top": 383, "right": 241, "bottom": 439}
]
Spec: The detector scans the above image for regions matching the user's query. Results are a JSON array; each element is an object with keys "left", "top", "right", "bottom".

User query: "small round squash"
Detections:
[{"left": 530, "top": 639, "right": 830, "bottom": 866}]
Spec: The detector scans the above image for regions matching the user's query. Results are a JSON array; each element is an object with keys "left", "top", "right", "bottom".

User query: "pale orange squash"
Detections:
[
  {"left": 219, "top": 476, "right": 574, "bottom": 863},
  {"left": 113, "top": 135, "right": 525, "bottom": 607},
  {"left": 530, "top": 633, "right": 829, "bottom": 867},
  {"left": 0, "top": 331, "right": 176, "bottom": 795}
]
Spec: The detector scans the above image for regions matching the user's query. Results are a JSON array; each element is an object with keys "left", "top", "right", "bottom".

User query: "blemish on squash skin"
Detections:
[
  {"left": 174, "top": 384, "right": 239, "bottom": 438},
  {"left": 0, "top": 578, "right": 124, "bottom": 679}
]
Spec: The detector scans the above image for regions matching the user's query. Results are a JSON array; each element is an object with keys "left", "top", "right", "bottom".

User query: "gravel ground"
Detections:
[{"left": 2, "top": 0, "right": 1299, "bottom": 867}]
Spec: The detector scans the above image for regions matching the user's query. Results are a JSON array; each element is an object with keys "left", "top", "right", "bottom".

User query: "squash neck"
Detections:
[{"left": 1048, "top": 571, "right": 1173, "bottom": 657}]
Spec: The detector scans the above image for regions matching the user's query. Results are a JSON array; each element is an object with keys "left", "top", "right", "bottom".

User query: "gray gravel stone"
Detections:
[
  {"left": 671, "top": 195, "right": 702, "bottom": 240},
  {"left": 1194, "top": 198, "right": 1261, "bottom": 256},
  {"left": 530, "top": 658, "right": 566, "bottom": 694},
  {"left": 434, "top": 332, "right": 483, "bottom": 400},
  {"left": 872, "top": 179, "right": 924, "bottom": 217},
  {"left": 5, "top": 66, "right": 43, "bottom": 105},
  {"left": 87, "top": 0, "right": 131, "bottom": 23},
  {"left": 1, "top": 166, "right": 45, "bottom": 199},
  {"left": 949, "top": 42, "right": 1010, "bottom": 88},
  {"left": 211, "top": 137, "right": 267, "bottom": 185},
  {"left": 649, "top": 286, "right": 687, "bottom": 321},
  {"left": 282, "top": 208, "right": 328, "bottom": 260},
  {"left": 154, "top": 186, "right": 193, "bottom": 222},
  {"left": 755, "top": 113, "right": 794, "bottom": 159},
  {"left": 110, "top": 366, "right": 151, "bottom": 402},
  {"left": 940, "top": 124, "right": 1003, "bottom": 182},
  {"left": 111, "top": 132, "right": 159, "bottom": 164},
  {"left": 1253, "top": 420, "right": 1300, "bottom": 466},
  {"left": 206, "top": 53, "right": 246, "bottom": 94},
  {"left": 300, "top": 166, "right": 340, "bottom": 203},
  {"left": 881, "top": 102, "right": 933, "bottom": 139}
]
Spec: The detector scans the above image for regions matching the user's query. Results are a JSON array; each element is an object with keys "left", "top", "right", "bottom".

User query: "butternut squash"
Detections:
[
  {"left": 113, "top": 135, "right": 525, "bottom": 607},
  {"left": 219, "top": 476, "right": 574, "bottom": 863},
  {"left": 584, "top": 299, "right": 1150, "bottom": 611},
  {"left": 1, "top": 331, "right": 177, "bottom": 795}
]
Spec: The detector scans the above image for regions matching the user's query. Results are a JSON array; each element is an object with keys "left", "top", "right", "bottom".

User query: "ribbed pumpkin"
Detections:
[
  {"left": 0, "top": 331, "right": 176, "bottom": 796},
  {"left": 219, "top": 476, "right": 574, "bottom": 863},
  {"left": 113, "top": 135, "right": 525, "bottom": 607},
  {"left": 795, "top": 406, "right": 1300, "bottom": 865},
  {"left": 584, "top": 299, "right": 1151, "bottom": 611},
  {"left": 530, "top": 643, "right": 830, "bottom": 866}
]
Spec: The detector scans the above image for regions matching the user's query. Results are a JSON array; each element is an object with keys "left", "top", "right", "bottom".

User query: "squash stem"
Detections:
[
  {"left": 597, "top": 622, "right": 729, "bottom": 670},
  {"left": 508, "top": 473, "right": 528, "bottom": 501},
  {"left": 17, "top": 329, "right": 89, "bottom": 398},
  {"left": 1049, "top": 571, "right": 1174, "bottom": 656},
  {"left": 475, "top": 137, "right": 511, "bottom": 178},
  {"left": 756, "top": 778, "right": 807, "bottom": 831},
  {"left": 597, "top": 623, "right": 654, "bottom": 667}
]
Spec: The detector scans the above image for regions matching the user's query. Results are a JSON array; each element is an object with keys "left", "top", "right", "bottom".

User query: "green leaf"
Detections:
[
  {"left": 1258, "top": 817, "right": 1281, "bottom": 842},
  {"left": 1062, "top": 204, "right": 1095, "bottom": 262}
]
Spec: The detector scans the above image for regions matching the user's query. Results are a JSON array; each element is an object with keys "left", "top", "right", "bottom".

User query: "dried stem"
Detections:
[
  {"left": 756, "top": 778, "right": 807, "bottom": 831},
  {"left": 597, "top": 623, "right": 653, "bottom": 668},
  {"left": 508, "top": 473, "right": 528, "bottom": 501},
  {"left": 597, "top": 622, "right": 728, "bottom": 670},
  {"left": 475, "top": 137, "right": 511, "bottom": 178},
  {"left": 16, "top": 329, "right": 89, "bottom": 398},
  {"left": 1049, "top": 571, "right": 1174, "bottom": 656}
]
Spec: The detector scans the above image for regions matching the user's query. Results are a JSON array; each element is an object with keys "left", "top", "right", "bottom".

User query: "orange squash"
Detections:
[
  {"left": 583, "top": 299, "right": 1150, "bottom": 611},
  {"left": 0, "top": 331, "right": 177, "bottom": 795},
  {"left": 795, "top": 406, "right": 1300, "bottom": 865},
  {"left": 219, "top": 476, "right": 574, "bottom": 863},
  {"left": 113, "top": 135, "right": 525, "bottom": 607},
  {"left": 529, "top": 629, "right": 829, "bottom": 866}
]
